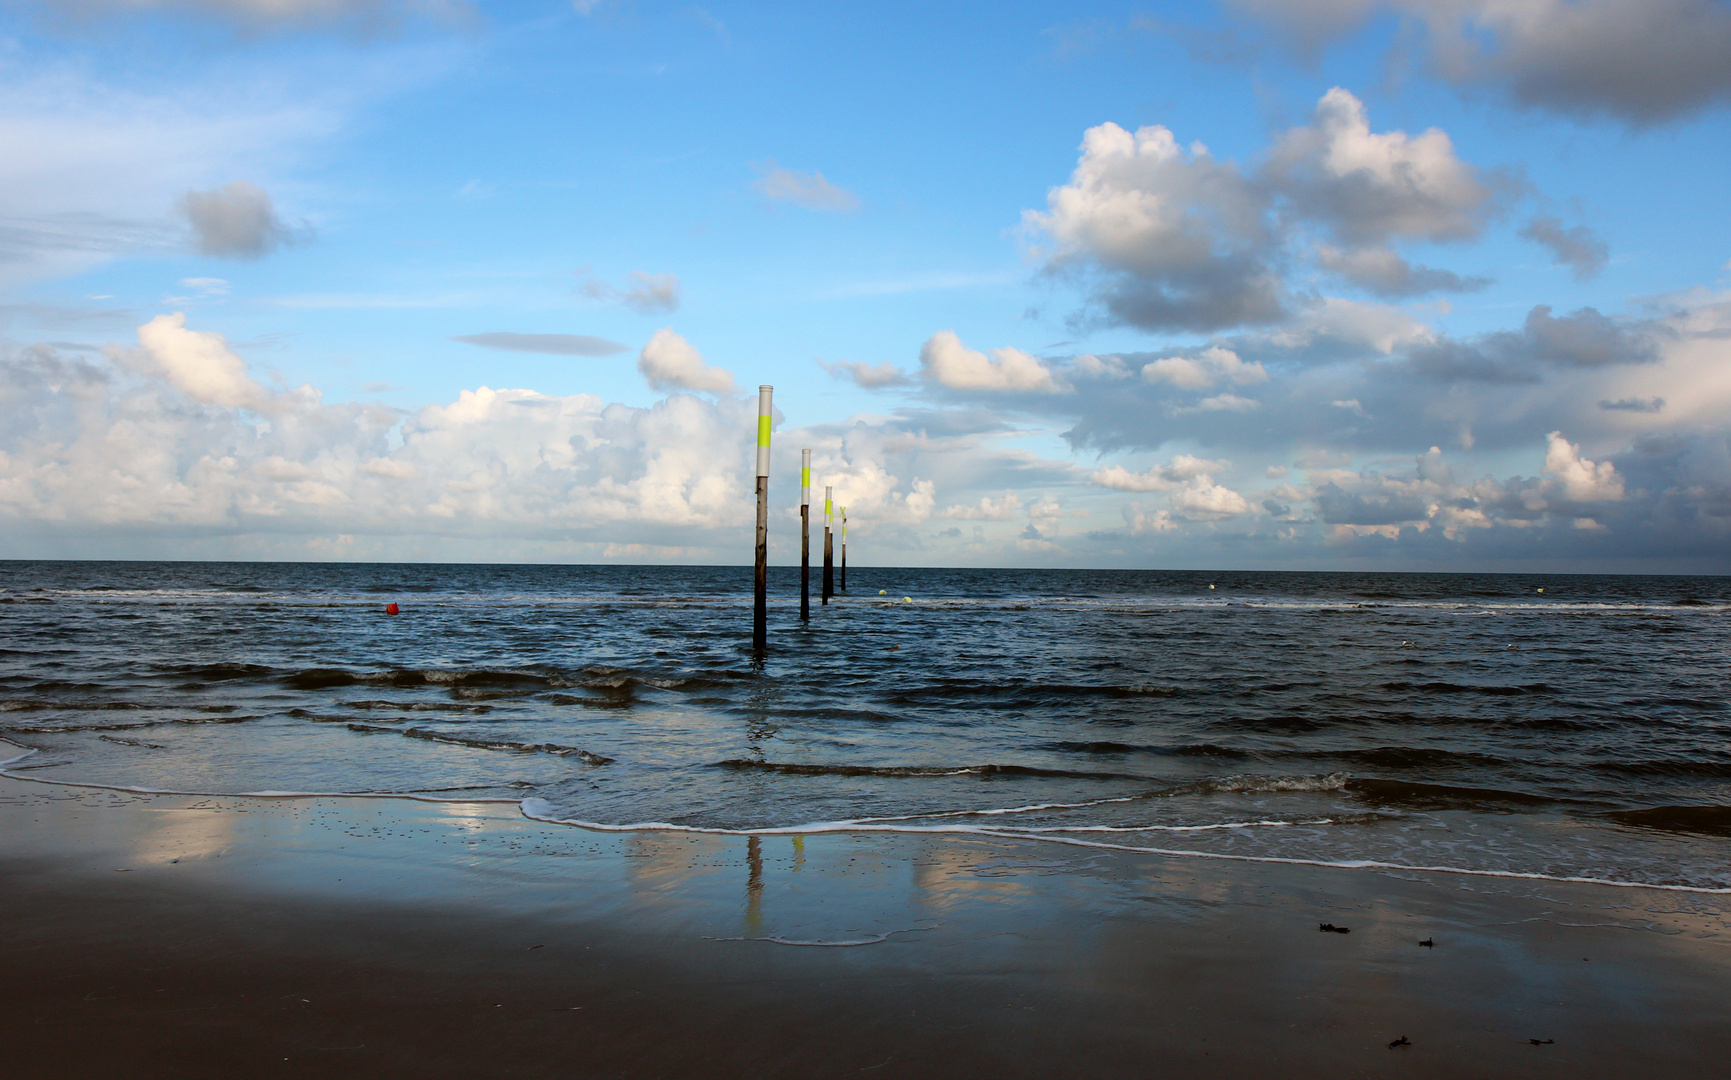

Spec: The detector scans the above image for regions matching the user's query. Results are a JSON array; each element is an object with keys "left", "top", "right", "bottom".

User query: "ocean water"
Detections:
[{"left": 2, "top": 561, "right": 1729, "bottom": 891}]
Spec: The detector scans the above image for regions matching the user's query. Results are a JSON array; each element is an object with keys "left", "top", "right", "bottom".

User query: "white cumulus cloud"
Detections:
[
  {"left": 1170, "top": 477, "right": 1253, "bottom": 520},
  {"left": 919, "top": 331, "right": 1066, "bottom": 393},
  {"left": 637, "top": 329, "right": 736, "bottom": 396},
  {"left": 129, "top": 312, "right": 275, "bottom": 411},
  {"left": 1140, "top": 345, "right": 1267, "bottom": 390},
  {"left": 1268, "top": 87, "right": 1496, "bottom": 247},
  {"left": 938, "top": 491, "right": 1024, "bottom": 520},
  {"left": 1543, "top": 430, "right": 1624, "bottom": 501},
  {"left": 1091, "top": 454, "right": 1230, "bottom": 491},
  {"left": 1024, "top": 119, "right": 1279, "bottom": 331}
]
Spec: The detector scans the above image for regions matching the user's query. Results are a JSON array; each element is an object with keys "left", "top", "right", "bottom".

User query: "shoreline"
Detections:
[
  {"left": 4, "top": 774, "right": 1729, "bottom": 1077},
  {"left": 7, "top": 742, "right": 1727, "bottom": 897}
]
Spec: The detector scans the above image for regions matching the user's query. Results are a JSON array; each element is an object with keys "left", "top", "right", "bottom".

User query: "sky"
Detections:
[{"left": 1, "top": 0, "right": 1728, "bottom": 571}]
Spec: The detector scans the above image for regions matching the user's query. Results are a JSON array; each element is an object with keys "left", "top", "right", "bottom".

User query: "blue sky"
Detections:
[{"left": 2, "top": 0, "right": 1729, "bottom": 570}]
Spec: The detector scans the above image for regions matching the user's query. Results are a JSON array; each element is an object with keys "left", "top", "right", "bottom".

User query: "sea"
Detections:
[{"left": 2, "top": 562, "right": 1728, "bottom": 892}]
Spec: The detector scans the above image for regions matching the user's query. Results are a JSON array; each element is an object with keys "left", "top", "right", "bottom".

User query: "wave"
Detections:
[
  {"left": 882, "top": 681, "right": 1184, "bottom": 705},
  {"left": 1594, "top": 760, "right": 1731, "bottom": 779},
  {"left": 1344, "top": 777, "right": 1565, "bottom": 809},
  {"left": 1040, "top": 740, "right": 1251, "bottom": 758},
  {"left": 346, "top": 723, "right": 612, "bottom": 764},
  {"left": 1378, "top": 680, "right": 1553, "bottom": 697},
  {"left": 168, "top": 662, "right": 275, "bottom": 682},
  {"left": 338, "top": 700, "right": 494, "bottom": 714},
  {"left": 0, "top": 700, "right": 200, "bottom": 714},
  {"left": 1321, "top": 746, "right": 1514, "bottom": 770},
  {"left": 4, "top": 715, "right": 257, "bottom": 734},
  {"left": 1182, "top": 772, "right": 1351, "bottom": 795},
  {"left": 544, "top": 692, "right": 634, "bottom": 710},
  {"left": 286, "top": 667, "right": 560, "bottom": 691},
  {"left": 711, "top": 759, "right": 1147, "bottom": 782},
  {"left": 97, "top": 734, "right": 165, "bottom": 749},
  {"left": 1606, "top": 805, "right": 1731, "bottom": 837}
]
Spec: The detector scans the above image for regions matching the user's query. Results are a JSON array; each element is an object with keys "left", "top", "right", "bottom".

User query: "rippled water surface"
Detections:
[{"left": 3, "top": 562, "right": 1729, "bottom": 889}]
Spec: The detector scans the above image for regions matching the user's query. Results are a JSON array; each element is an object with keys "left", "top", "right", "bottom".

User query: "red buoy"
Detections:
[{"left": 385, "top": 602, "right": 400, "bottom": 615}]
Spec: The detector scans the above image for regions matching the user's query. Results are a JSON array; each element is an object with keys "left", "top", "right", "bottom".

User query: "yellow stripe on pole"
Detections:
[
  {"left": 801, "top": 466, "right": 810, "bottom": 487},
  {"left": 757, "top": 415, "right": 772, "bottom": 447}
]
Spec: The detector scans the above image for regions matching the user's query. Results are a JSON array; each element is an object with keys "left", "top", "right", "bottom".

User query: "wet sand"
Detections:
[{"left": 2, "top": 775, "right": 1728, "bottom": 1079}]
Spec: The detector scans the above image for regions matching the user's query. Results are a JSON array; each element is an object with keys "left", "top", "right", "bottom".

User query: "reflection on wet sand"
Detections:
[
  {"left": 127, "top": 803, "right": 241, "bottom": 865},
  {"left": 746, "top": 835, "right": 763, "bottom": 936}
]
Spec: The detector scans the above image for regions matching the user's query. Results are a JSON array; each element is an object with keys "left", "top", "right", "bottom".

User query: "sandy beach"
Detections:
[{"left": 3, "top": 773, "right": 1727, "bottom": 1079}]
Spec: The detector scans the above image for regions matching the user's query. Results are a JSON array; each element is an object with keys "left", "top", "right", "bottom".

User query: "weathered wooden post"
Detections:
[
  {"left": 822, "top": 485, "right": 834, "bottom": 606},
  {"left": 753, "top": 385, "right": 772, "bottom": 654},
  {"left": 800, "top": 448, "right": 811, "bottom": 622},
  {"left": 840, "top": 506, "right": 847, "bottom": 592}
]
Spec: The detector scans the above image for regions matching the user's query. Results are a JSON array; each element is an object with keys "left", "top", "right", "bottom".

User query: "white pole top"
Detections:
[
  {"left": 755, "top": 385, "right": 773, "bottom": 478},
  {"left": 800, "top": 448, "right": 811, "bottom": 507}
]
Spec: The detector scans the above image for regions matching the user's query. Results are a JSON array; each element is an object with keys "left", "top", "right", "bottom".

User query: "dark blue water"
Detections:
[{"left": 3, "top": 562, "right": 1729, "bottom": 890}]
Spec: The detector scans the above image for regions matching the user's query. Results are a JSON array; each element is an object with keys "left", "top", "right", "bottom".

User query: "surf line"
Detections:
[
  {"left": 0, "top": 742, "right": 522, "bottom": 806},
  {"left": 5, "top": 741, "right": 1727, "bottom": 897},
  {"left": 517, "top": 800, "right": 1731, "bottom": 897}
]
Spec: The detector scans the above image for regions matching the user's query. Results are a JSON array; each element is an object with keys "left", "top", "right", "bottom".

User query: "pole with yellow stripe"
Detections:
[
  {"left": 753, "top": 385, "right": 772, "bottom": 655},
  {"left": 822, "top": 486, "right": 834, "bottom": 606},
  {"left": 800, "top": 449, "right": 811, "bottom": 622},
  {"left": 840, "top": 506, "right": 847, "bottom": 592}
]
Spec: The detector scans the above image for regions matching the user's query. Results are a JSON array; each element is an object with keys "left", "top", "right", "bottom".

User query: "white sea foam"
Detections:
[
  {"left": 704, "top": 927, "right": 935, "bottom": 947},
  {"left": 515, "top": 799, "right": 1731, "bottom": 894},
  {"left": 847, "top": 794, "right": 1144, "bottom": 823}
]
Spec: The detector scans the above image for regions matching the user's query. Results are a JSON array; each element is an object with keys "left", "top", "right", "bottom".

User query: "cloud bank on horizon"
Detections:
[{"left": 1, "top": 0, "right": 1727, "bottom": 571}]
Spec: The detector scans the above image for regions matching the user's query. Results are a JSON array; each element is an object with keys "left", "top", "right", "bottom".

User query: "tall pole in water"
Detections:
[
  {"left": 799, "top": 449, "right": 811, "bottom": 622},
  {"left": 753, "top": 385, "right": 772, "bottom": 655},
  {"left": 822, "top": 485, "right": 834, "bottom": 606},
  {"left": 840, "top": 506, "right": 847, "bottom": 592}
]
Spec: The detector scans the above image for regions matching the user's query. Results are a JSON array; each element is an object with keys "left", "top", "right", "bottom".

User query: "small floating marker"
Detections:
[
  {"left": 879, "top": 590, "right": 887, "bottom": 595},
  {"left": 1208, "top": 584, "right": 1216, "bottom": 590},
  {"left": 385, "top": 602, "right": 400, "bottom": 616},
  {"left": 902, "top": 597, "right": 912, "bottom": 603},
  {"left": 1535, "top": 587, "right": 1544, "bottom": 593}
]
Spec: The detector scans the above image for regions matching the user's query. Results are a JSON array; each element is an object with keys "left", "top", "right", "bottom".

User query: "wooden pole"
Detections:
[
  {"left": 840, "top": 506, "right": 847, "bottom": 591},
  {"left": 800, "top": 449, "right": 811, "bottom": 622},
  {"left": 753, "top": 385, "right": 772, "bottom": 655},
  {"left": 822, "top": 485, "right": 833, "bottom": 606}
]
